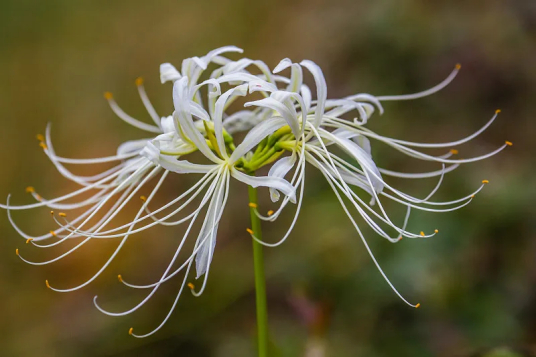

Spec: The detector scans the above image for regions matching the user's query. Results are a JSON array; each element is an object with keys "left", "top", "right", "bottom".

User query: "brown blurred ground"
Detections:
[{"left": 0, "top": 0, "right": 535, "bottom": 356}]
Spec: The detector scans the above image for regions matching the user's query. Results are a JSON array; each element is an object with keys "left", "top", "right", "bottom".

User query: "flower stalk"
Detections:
[{"left": 248, "top": 184, "right": 269, "bottom": 357}]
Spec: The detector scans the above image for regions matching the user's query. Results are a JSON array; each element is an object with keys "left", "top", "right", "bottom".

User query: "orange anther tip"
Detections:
[
  {"left": 104, "top": 92, "right": 113, "bottom": 100},
  {"left": 59, "top": 212, "right": 67, "bottom": 217},
  {"left": 398, "top": 236, "right": 403, "bottom": 241},
  {"left": 248, "top": 202, "right": 258, "bottom": 208},
  {"left": 420, "top": 231, "right": 425, "bottom": 237},
  {"left": 246, "top": 228, "right": 254, "bottom": 235},
  {"left": 505, "top": 141, "right": 512, "bottom": 146},
  {"left": 36, "top": 134, "right": 45, "bottom": 141},
  {"left": 140, "top": 196, "right": 147, "bottom": 202},
  {"left": 495, "top": 109, "right": 501, "bottom": 114},
  {"left": 128, "top": 328, "right": 133, "bottom": 335},
  {"left": 45, "top": 280, "right": 50, "bottom": 289},
  {"left": 26, "top": 238, "right": 32, "bottom": 244},
  {"left": 50, "top": 231, "right": 57, "bottom": 237},
  {"left": 267, "top": 210, "right": 274, "bottom": 216},
  {"left": 118, "top": 275, "right": 123, "bottom": 282},
  {"left": 15, "top": 248, "right": 19, "bottom": 255},
  {"left": 455, "top": 64, "right": 461, "bottom": 70},
  {"left": 482, "top": 180, "right": 489, "bottom": 184},
  {"left": 135, "top": 77, "right": 144, "bottom": 86},
  {"left": 187, "top": 283, "right": 194, "bottom": 290},
  {"left": 26, "top": 186, "right": 35, "bottom": 193},
  {"left": 50, "top": 210, "right": 54, "bottom": 215},
  {"left": 39, "top": 142, "right": 48, "bottom": 150},
  {"left": 450, "top": 149, "right": 459, "bottom": 155},
  {"left": 434, "top": 229, "right": 439, "bottom": 234},
  {"left": 471, "top": 194, "right": 475, "bottom": 198},
  {"left": 415, "top": 303, "right": 421, "bottom": 309}
]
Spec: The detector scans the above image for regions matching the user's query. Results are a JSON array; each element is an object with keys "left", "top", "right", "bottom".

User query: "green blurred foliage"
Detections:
[{"left": 0, "top": 0, "right": 535, "bottom": 356}]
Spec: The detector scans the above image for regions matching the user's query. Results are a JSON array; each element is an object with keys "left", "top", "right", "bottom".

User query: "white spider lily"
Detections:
[
  {"left": 93, "top": 72, "right": 299, "bottom": 338},
  {"left": 1, "top": 47, "right": 296, "bottom": 337},
  {"left": 1, "top": 46, "right": 511, "bottom": 337},
  {"left": 247, "top": 60, "right": 511, "bottom": 308}
]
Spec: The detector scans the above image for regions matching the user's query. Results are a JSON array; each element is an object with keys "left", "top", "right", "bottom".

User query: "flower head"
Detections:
[{"left": 2, "top": 47, "right": 510, "bottom": 336}]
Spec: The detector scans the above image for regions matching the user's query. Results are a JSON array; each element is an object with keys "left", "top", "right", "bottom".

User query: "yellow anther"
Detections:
[
  {"left": 26, "top": 186, "right": 35, "bottom": 193},
  {"left": 104, "top": 92, "right": 113, "bottom": 100},
  {"left": 246, "top": 228, "right": 254, "bottom": 235},
  {"left": 482, "top": 180, "right": 489, "bottom": 184},
  {"left": 450, "top": 149, "right": 459, "bottom": 155},
  {"left": 135, "top": 77, "right": 144, "bottom": 86},
  {"left": 267, "top": 210, "right": 274, "bottom": 216},
  {"left": 398, "top": 236, "right": 403, "bottom": 241},
  {"left": 128, "top": 328, "right": 133, "bottom": 335},
  {"left": 26, "top": 238, "right": 33, "bottom": 244},
  {"left": 39, "top": 142, "right": 48, "bottom": 150},
  {"left": 420, "top": 231, "right": 425, "bottom": 237},
  {"left": 471, "top": 194, "right": 475, "bottom": 198},
  {"left": 495, "top": 109, "right": 501, "bottom": 114},
  {"left": 415, "top": 303, "right": 421, "bottom": 309},
  {"left": 505, "top": 141, "right": 513, "bottom": 146},
  {"left": 45, "top": 280, "right": 50, "bottom": 289},
  {"left": 118, "top": 274, "right": 123, "bottom": 282},
  {"left": 50, "top": 231, "right": 57, "bottom": 237},
  {"left": 15, "top": 248, "right": 19, "bottom": 256},
  {"left": 36, "top": 134, "right": 45, "bottom": 141},
  {"left": 434, "top": 229, "right": 439, "bottom": 234},
  {"left": 455, "top": 63, "right": 461, "bottom": 70},
  {"left": 248, "top": 202, "right": 257, "bottom": 209},
  {"left": 187, "top": 282, "right": 195, "bottom": 290},
  {"left": 59, "top": 212, "right": 67, "bottom": 217},
  {"left": 140, "top": 196, "right": 147, "bottom": 202},
  {"left": 50, "top": 210, "right": 54, "bottom": 215}
]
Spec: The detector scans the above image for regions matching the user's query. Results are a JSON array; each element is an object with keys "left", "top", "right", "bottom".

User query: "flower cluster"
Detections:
[{"left": 2, "top": 46, "right": 511, "bottom": 337}]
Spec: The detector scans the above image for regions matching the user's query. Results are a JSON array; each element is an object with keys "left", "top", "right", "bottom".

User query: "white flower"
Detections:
[
  {"left": 1, "top": 47, "right": 301, "bottom": 338},
  {"left": 245, "top": 60, "right": 511, "bottom": 308},
  {"left": 1, "top": 47, "right": 511, "bottom": 337}
]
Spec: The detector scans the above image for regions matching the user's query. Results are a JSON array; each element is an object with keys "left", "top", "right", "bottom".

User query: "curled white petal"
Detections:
[
  {"left": 231, "top": 168, "right": 296, "bottom": 203},
  {"left": 268, "top": 155, "right": 297, "bottom": 202},
  {"left": 160, "top": 63, "right": 181, "bottom": 83}
]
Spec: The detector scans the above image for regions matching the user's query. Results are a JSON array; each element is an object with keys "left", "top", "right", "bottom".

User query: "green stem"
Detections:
[{"left": 248, "top": 185, "right": 268, "bottom": 357}]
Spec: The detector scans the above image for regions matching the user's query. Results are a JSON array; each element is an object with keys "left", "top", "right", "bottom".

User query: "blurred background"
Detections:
[{"left": 1, "top": 0, "right": 535, "bottom": 356}]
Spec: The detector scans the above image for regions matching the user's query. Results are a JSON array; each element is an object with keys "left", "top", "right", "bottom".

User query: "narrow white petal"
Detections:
[
  {"left": 158, "top": 156, "right": 218, "bottom": 174},
  {"left": 300, "top": 60, "right": 327, "bottom": 127},
  {"left": 173, "top": 78, "right": 221, "bottom": 163},
  {"left": 231, "top": 168, "right": 296, "bottom": 203},
  {"left": 244, "top": 97, "right": 300, "bottom": 139},
  {"left": 160, "top": 63, "right": 182, "bottom": 83},
  {"left": 268, "top": 155, "right": 297, "bottom": 202},
  {"left": 213, "top": 84, "right": 249, "bottom": 158}
]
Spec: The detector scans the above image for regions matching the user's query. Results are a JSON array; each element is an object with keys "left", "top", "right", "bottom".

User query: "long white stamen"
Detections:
[
  {"left": 375, "top": 64, "right": 460, "bottom": 101},
  {"left": 119, "top": 169, "right": 230, "bottom": 289},
  {"left": 307, "top": 152, "right": 421, "bottom": 240},
  {"left": 48, "top": 169, "right": 166, "bottom": 293},
  {"left": 40, "top": 182, "right": 140, "bottom": 248},
  {"left": 321, "top": 167, "right": 419, "bottom": 307},
  {"left": 104, "top": 92, "right": 161, "bottom": 133},
  {"left": 135, "top": 77, "right": 162, "bottom": 128},
  {"left": 94, "top": 172, "right": 219, "bottom": 315},
  {"left": 57, "top": 169, "right": 220, "bottom": 239},
  {"left": 0, "top": 158, "right": 146, "bottom": 211},
  {"left": 16, "top": 164, "right": 154, "bottom": 265}
]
